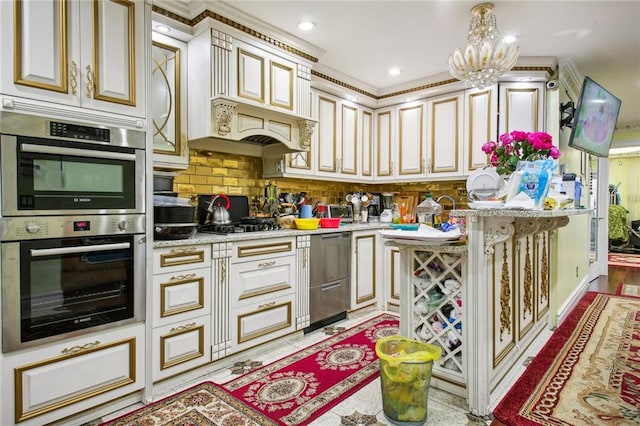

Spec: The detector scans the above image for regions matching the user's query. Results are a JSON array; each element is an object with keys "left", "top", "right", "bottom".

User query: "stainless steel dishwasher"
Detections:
[{"left": 307, "top": 232, "right": 351, "bottom": 332}]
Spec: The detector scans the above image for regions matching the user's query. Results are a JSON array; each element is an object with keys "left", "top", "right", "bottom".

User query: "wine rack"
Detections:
[{"left": 410, "top": 248, "right": 466, "bottom": 380}]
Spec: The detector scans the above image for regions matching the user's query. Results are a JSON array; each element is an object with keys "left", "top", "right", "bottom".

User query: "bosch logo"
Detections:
[{"left": 74, "top": 198, "right": 91, "bottom": 203}]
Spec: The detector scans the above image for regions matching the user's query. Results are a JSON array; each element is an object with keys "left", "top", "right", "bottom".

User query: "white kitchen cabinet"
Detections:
[
  {"left": 426, "top": 92, "right": 464, "bottom": 178},
  {"left": 397, "top": 102, "right": 427, "bottom": 177},
  {"left": 463, "top": 86, "right": 497, "bottom": 174},
  {"left": 0, "top": 0, "right": 147, "bottom": 125},
  {"left": 1, "top": 324, "right": 145, "bottom": 426},
  {"left": 374, "top": 102, "right": 427, "bottom": 182},
  {"left": 351, "top": 230, "right": 378, "bottom": 311},
  {"left": 383, "top": 243, "right": 401, "bottom": 311},
  {"left": 498, "top": 82, "right": 546, "bottom": 134},
  {"left": 152, "top": 33, "right": 189, "bottom": 170},
  {"left": 374, "top": 106, "right": 395, "bottom": 180},
  {"left": 152, "top": 245, "right": 212, "bottom": 381},
  {"left": 264, "top": 92, "right": 374, "bottom": 182},
  {"left": 229, "top": 237, "right": 297, "bottom": 353}
]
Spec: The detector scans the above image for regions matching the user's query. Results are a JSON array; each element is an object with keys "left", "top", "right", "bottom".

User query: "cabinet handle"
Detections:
[
  {"left": 257, "top": 301, "right": 276, "bottom": 309},
  {"left": 170, "top": 273, "right": 197, "bottom": 281},
  {"left": 303, "top": 249, "right": 307, "bottom": 268},
  {"left": 61, "top": 340, "right": 101, "bottom": 354},
  {"left": 426, "top": 157, "right": 432, "bottom": 174},
  {"left": 391, "top": 161, "right": 394, "bottom": 174},
  {"left": 171, "top": 247, "right": 198, "bottom": 254},
  {"left": 170, "top": 322, "right": 196, "bottom": 333},
  {"left": 220, "top": 262, "right": 227, "bottom": 284},
  {"left": 85, "top": 65, "right": 95, "bottom": 98},
  {"left": 257, "top": 261, "right": 276, "bottom": 268},
  {"left": 70, "top": 61, "right": 78, "bottom": 95}
]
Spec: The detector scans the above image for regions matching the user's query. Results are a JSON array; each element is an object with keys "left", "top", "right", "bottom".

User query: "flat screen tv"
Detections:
[{"left": 568, "top": 76, "right": 622, "bottom": 158}]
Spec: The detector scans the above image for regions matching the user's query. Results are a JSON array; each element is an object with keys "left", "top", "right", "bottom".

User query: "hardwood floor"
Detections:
[{"left": 588, "top": 255, "right": 640, "bottom": 293}]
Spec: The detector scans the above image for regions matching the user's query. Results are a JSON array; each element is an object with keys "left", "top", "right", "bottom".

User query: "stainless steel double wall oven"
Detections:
[{"left": 0, "top": 112, "right": 146, "bottom": 352}]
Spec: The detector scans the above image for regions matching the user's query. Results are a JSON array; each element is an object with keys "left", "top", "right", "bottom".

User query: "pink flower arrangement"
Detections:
[{"left": 481, "top": 130, "right": 561, "bottom": 175}]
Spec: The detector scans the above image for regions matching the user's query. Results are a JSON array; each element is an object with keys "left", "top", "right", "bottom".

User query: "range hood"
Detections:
[{"left": 189, "top": 96, "right": 317, "bottom": 157}]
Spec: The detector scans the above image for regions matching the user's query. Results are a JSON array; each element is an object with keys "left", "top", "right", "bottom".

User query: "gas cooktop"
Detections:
[{"left": 199, "top": 219, "right": 279, "bottom": 234}]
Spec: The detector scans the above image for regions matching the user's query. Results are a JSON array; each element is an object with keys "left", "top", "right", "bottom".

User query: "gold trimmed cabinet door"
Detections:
[
  {"left": 463, "top": 86, "right": 497, "bottom": 175},
  {"left": 351, "top": 230, "right": 378, "bottom": 311},
  {"left": 426, "top": 92, "right": 464, "bottom": 178},
  {"left": 1, "top": 324, "right": 145, "bottom": 426},
  {"left": 151, "top": 32, "right": 189, "bottom": 170},
  {"left": 383, "top": 244, "right": 401, "bottom": 311},
  {"left": 0, "top": 0, "right": 146, "bottom": 120}
]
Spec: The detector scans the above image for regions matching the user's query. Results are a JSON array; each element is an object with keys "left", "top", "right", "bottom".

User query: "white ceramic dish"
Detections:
[
  {"left": 468, "top": 201, "right": 505, "bottom": 209},
  {"left": 466, "top": 168, "right": 504, "bottom": 200}
]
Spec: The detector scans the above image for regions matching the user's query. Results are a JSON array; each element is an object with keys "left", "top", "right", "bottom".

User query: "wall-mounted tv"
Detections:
[{"left": 568, "top": 76, "right": 622, "bottom": 158}]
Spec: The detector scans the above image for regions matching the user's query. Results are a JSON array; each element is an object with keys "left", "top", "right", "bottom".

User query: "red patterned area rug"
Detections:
[
  {"left": 221, "top": 313, "right": 399, "bottom": 425},
  {"left": 616, "top": 283, "right": 640, "bottom": 298},
  {"left": 492, "top": 292, "right": 640, "bottom": 426},
  {"left": 102, "top": 313, "right": 398, "bottom": 426},
  {"left": 608, "top": 252, "right": 640, "bottom": 268}
]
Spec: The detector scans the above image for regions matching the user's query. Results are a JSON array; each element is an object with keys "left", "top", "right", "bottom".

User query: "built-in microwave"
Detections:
[{"left": 0, "top": 112, "right": 145, "bottom": 216}]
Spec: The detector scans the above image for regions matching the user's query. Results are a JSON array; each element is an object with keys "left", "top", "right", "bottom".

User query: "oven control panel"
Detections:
[{"left": 0, "top": 214, "right": 145, "bottom": 240}]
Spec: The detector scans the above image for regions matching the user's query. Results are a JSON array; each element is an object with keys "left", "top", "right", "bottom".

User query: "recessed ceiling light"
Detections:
[
  {"left": 389, "top": 68, "right": 401, "bottom": 76},
  {"left": 155, "top": 24, "right": 171, "bottom": 34},
  {"left": 298, "top": 21, "right": 315, "bottom": 31}
]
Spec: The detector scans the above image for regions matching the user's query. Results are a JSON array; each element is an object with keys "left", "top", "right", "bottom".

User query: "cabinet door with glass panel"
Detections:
[{"left": 152, "top": 33, "right": 188, "bottom": 170}]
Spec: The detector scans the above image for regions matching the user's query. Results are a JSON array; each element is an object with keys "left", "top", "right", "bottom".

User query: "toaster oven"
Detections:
[{"left": 326, "top": 204, "right": 354, "bottom": 223}]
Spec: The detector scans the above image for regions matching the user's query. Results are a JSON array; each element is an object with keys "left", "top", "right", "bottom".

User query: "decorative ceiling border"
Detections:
[
  {"left": 152, "top": 5, "right": 318, "bottom": 63},
  {"left": 152, "top": 6, "right": 554, "bottom": 102}
]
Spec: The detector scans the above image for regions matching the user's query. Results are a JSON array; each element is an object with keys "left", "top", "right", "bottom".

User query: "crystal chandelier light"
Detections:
[{"left": 448, "top": 3, "right": 519, "bottom": 89}]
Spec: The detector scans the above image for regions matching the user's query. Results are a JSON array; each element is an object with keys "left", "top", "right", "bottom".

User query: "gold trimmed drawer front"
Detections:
[
  {"left": 152, "top": 315, "right": 211, "bottom": 382},
  {"left": 232, "top": 237, "right": 295, "bottom": 262},
  {"left": 231, "top": 297, "right": 295, "bottom": 352},
  {"left": 4, "top": 324, "right": 144, "bottom": 424},
  {"left": 231, "top": 254, "right": 295, "bottom": 303},
  {"left": 153, "top": 268, "right": 211, "bottom": 326},
  {"left": 154, "top": 245, "right": 211, "bottom": 274}
]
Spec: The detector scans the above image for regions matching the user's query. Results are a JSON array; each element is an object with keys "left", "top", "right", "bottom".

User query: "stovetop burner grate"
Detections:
[{"left": 199, "top": 220, "right": 280, "bottom": 234}]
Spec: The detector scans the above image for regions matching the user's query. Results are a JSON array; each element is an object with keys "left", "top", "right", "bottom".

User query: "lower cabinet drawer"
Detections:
[
  {"left": 153, "top": 267, "right": 211, "bottom": 327},
  {"left": 152, "top": 315, "right": 211, "bottom": 382},
  {"left": 1, "top": 324, "right": 145, "bottom": 426},
  {"left": 231, "top": 296, "right": 296, "bottom": 353}
]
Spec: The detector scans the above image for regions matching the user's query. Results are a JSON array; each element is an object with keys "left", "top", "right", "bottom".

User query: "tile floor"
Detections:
[{"left": 97, "top": 308, "right": 556, "bottom": 426}]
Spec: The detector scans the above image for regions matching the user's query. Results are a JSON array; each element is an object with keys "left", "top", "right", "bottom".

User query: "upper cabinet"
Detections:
[
  {"left": 464, "top": 86, "right": 497, "bottom": 174},
  {"left": 152, "top": 33, "right": 189, "bottom": 170},
  {"left": 0, "top": 0, "right": 147, "bottom": 125},
  {"left": 426, "top": 93, "right": 464, "bottom": 178},
  {"left": 498, "top": 82, "right": 546, "bottom": 134}
]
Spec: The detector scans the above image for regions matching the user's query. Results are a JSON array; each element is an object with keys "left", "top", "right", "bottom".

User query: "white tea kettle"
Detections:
[{"left": 208, "top": 194, "right": 231, "bottom": 224}]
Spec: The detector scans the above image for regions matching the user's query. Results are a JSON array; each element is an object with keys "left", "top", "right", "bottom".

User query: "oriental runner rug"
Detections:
[
  {"left": 102, "top": 313, "right": 399, "bottom": 426},
  {"left": 492, "top": 292, "right": 640, "bottom": 426},
  {"left": 616, "top": 282, "right": 640, "bottom": 298},
  {"left": 608, "top": 252, "right": 640, "bottom": 268}
]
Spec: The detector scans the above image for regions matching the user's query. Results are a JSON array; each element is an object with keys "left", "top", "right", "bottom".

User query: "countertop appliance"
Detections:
[
  {"left": 326, "top": 204, "right": 353, "bottom": 223},
  {"left": 306, "top": 232, "right": 351, "bottom": 332}
]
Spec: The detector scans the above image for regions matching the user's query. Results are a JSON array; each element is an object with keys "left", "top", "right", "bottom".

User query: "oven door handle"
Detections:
[
  {"left": 21, "top": 143, "right": 136, "bottom": 161},
  {"left": 30, "top": 242, "right": 131, "bottom": 257}
]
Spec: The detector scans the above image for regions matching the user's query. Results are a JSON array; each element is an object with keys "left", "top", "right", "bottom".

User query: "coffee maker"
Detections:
[
  {"left": 380, "top": 192, "right": 394, "bottom": 223},
  {"left": 366, "top": 194, "right": 381, "bottom": 221}
]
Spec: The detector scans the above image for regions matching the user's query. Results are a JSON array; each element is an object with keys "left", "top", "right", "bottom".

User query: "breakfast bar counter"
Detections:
[{"left": 386, "top": 208, "right": 590, "bottom": 417}]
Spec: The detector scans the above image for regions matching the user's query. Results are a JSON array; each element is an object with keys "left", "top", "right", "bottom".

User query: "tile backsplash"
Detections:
[{"left": 167, "top": 149, "right": 468, "bottom": 215}]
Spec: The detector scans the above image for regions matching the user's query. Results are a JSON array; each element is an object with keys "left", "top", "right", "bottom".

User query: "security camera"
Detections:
[{"left": 546, "top": 80, "right": 559, "bottom": 90}]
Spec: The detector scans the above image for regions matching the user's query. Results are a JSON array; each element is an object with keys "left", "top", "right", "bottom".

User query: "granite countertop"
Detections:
[
  {"left": 450, "top": 207, "right": 591, "bottom": 218},
  {"left": 153, "top": 222, "right": 392, "bottom": 248}
]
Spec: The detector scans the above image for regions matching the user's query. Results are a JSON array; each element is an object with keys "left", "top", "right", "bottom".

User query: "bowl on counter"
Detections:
[
  {"left": 294, "top": 218, "right": 320, "bottom": 230},
  {"left": 319, "top": 217, "right": 341, "bottom": 228}
]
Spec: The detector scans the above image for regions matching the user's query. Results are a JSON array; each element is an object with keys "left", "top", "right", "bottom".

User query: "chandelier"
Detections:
[{"left": 448, "top": 3, "right": 519, "bottom": 89}]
